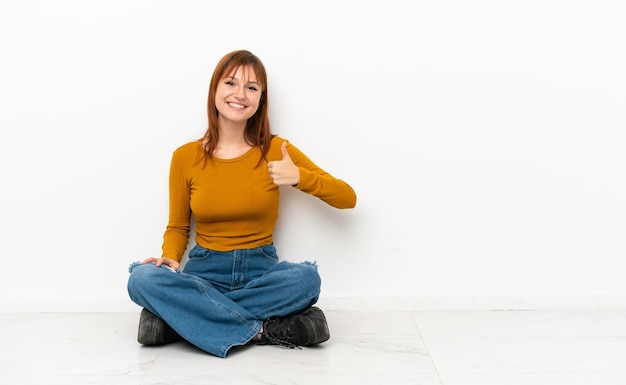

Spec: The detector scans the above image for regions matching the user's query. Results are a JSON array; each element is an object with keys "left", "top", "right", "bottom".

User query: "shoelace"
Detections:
[{"left": 260, "top": 318, "right": 302, "bottom": 350}]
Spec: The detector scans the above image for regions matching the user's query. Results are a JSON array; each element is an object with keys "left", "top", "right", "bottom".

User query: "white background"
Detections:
[{"left": 1, "top": 0, "right": 624, "bottom": 311}]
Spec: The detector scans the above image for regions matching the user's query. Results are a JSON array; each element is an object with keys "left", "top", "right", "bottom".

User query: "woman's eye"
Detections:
[
  {"left": 225, "top": 81, "right": 235, "bottom": 86},
  {"left": 248, "top": 86, "right": 258, "bottom": 91}
]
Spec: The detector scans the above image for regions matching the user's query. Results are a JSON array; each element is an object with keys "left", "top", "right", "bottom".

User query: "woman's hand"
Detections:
[
  {"left": 141, "top": 257, "right": 180, "bottom": 271},
  {"left": 268, "top": 142, "right": 300, "bottom": 186}
]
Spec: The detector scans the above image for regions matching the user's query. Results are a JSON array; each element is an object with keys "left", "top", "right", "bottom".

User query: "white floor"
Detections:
[{"left": 1, "top": 310, "right": 626, "bottom": 385}]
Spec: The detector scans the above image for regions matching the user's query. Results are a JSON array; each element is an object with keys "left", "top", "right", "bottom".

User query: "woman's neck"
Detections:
[{"left": 214, "top": 125, "right": 252, "bottom": 159}]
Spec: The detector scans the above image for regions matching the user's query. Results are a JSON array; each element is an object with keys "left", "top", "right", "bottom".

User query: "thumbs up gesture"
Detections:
[{"left": 268, "top": 141, "right": 300, "bottom": 186}]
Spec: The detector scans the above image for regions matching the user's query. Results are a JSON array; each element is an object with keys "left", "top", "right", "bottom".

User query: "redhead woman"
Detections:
[{"left": 127, "top": 49, "right": 356, "bottom": 358}]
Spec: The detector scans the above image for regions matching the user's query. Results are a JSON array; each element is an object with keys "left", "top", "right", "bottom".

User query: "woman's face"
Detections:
[{"left": 214, "top": 65, "right": 262, "bottom": 124}]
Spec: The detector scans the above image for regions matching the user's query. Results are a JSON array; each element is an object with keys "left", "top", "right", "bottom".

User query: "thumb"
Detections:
[{"left": 281, "top": 141, "right": 291, "bottom": 160}]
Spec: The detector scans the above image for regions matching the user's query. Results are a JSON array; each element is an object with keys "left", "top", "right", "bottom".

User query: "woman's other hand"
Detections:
[{"left": 141, "top": 257, "right": 180, "bottom": 271}]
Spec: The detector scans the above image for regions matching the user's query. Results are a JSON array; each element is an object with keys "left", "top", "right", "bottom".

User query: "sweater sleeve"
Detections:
[
  {"left": 161, "top": 147, "right": 192, "bottom": 262},
  {"left": 286, "top": 141, "right": 357, "bottom": 209}
]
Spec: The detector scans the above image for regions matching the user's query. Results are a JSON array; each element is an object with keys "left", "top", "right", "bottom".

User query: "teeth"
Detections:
[{"left": 229, "top": 102, "right": 245, "bottom": 109}]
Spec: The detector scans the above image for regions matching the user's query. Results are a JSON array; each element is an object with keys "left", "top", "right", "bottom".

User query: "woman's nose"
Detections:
[{"left": 234, "top": 86, "right": 245, "bottom": 99}]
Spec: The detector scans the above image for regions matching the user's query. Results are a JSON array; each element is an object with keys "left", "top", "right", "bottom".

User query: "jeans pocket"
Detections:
[
  {"left": 188, "top": 245, "right": 212, "bottom": 260},
  {"left": 258, "top": 244, "right": 278, "bottom": 261}
]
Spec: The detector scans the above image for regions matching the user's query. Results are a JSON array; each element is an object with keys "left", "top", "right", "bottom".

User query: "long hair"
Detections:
[{"left": 201, "top": 50, "right": 272, "bottom": 166}]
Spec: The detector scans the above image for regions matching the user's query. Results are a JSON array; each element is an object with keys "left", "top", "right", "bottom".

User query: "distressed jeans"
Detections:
[{"left": 127, "top": 244, "right": 321, "bottom": 358}]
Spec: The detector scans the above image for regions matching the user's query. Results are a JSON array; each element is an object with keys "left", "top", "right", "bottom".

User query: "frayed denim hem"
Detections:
[{"left": 128, "top": 261, "right": 141, "bottom": 273}]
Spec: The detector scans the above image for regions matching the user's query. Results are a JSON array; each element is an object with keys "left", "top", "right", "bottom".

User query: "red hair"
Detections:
[{"left": 201, "top": 50, "right": 272, "bottom": 166}]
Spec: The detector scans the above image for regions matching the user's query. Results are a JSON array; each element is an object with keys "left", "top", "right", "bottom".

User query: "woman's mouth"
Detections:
[{"left": 228, "top": 102, "right": 246, "bottom": 109}]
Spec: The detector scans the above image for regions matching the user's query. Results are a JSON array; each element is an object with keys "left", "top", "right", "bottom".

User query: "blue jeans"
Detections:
[{"left": 127, "top": 244, "right": 321, "bottom": 358}]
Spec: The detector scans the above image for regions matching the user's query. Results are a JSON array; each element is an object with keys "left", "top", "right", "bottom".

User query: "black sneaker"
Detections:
[
  {"left": 258, "top": 306, "right": 330, "bottom": 349},
  {"left": 137, "top": 308, "right": 182, "bottom": 345}
]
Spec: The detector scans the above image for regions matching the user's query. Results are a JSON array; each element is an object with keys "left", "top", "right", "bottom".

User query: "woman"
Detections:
[{"left": 127, "top": 49, "right": 357, "bottom": 358}]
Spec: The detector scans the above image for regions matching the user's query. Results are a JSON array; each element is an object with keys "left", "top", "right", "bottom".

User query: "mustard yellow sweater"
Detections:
[{"left": 162, "top": 136, "right": 357, "bottom": 261}]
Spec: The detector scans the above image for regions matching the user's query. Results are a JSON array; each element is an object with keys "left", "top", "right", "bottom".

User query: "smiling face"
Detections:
[{"left": 214, "top": 65, "right": 263, "bottom": 126}]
